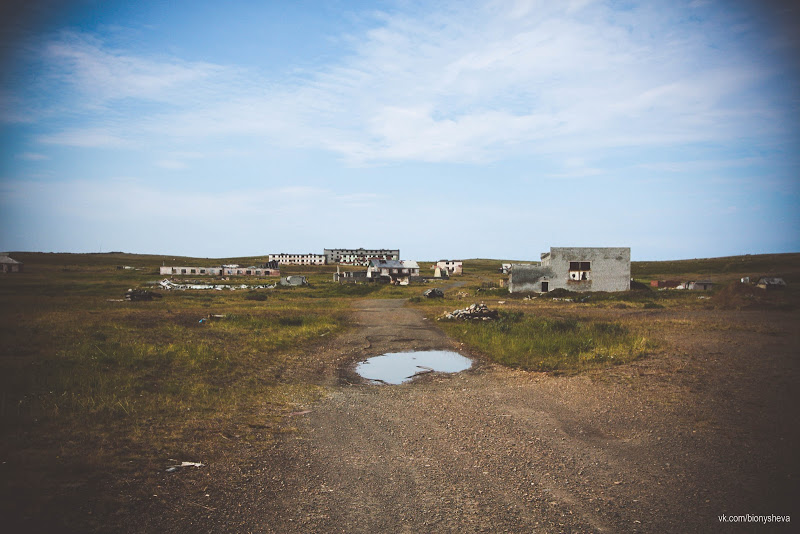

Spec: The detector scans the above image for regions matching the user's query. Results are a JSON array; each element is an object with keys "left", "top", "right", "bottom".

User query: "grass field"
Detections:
[{"left": 1, "top": 251, "right": 798, "bottom": 529}]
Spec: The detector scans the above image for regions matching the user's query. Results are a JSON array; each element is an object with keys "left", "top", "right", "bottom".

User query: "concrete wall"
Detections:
[
  {"left": 160, "top": 266, "right": 278, "bottom": 276},
  {"left": 508, "top": 264, "right": 553, "bottom": 293},
  {"left": 509, "top": 247, "right": 630, "bottom": 293}
]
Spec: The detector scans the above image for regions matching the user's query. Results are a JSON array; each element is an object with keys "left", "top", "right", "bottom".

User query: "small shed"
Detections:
[{"left": 0, "top": 254, "right": 23, "bottom": 273}]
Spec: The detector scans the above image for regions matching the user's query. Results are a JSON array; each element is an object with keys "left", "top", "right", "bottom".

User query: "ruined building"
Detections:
[{"left": 508, "top": 247, "right": 631, "bottom": 293}]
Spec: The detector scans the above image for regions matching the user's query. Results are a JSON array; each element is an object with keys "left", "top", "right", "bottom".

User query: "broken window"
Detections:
[{"left": 568, "top": 261, "right": 591, "bottom": 281}]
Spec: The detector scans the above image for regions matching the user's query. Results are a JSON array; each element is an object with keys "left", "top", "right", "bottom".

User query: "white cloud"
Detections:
[
  {"left": 15, "top": 152, "right": 50, "bottom": 161},
  {"left": 1, "top": 179, "right": 381, "bottom": 224},
  {"left": 20, "top": 1, "right": 792, "bottom": 165},
  {"left": 43, "top": 31, "right": 227, "bottom": 105}
]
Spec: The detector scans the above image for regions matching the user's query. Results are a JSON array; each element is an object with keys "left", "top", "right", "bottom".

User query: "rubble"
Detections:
[
  {"left": 124, "top": 289, "right": 162, "bottom": 301},
  {"left": 440, "top": 303, "right": 498, "bottom": 321},
  {"left": 423, "top": 288, "right": 444, "bottom": 298}
]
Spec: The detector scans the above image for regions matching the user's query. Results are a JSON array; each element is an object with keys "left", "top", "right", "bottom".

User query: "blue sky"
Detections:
[{"left": 1, "top": 0, "right": 798, "bottom": 261}]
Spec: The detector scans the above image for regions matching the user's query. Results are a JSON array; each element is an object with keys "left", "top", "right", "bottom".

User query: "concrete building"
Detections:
[
  {"left": 435, "top": 260, "right": 463, "bottom": 275},
  {"left": 160, "top": 265, "right": 279, "bottom": 276},
  {"left": 333, "top": 269, "right": 368, "bottom": 283},
  {"left": 268, "top": 253, "right": 326, "bottom": 266},
  {"left": 509, "top": 247, "right": 631, "bottom": 293},
  {"left": 367, "top": 259, "right": 420, "bottom": 284},
  {"left": 0, "top": 254, "right": 23, "bottom": 273},
  {"left": 324, "top": 248, "right": 399, "bottom": 265}
]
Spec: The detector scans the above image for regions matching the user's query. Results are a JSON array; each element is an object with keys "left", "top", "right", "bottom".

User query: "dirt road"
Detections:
[{"left": 139, "top": 299, "right": 798, "bottom": 533}]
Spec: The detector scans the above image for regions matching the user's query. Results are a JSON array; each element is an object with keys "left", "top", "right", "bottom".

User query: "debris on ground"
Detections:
[
  {"left": 440, "top": 303, "right": 498, "bottom": 320},
  {"left": 423, "top": 288, "right": 444, "bottom": 298},
  {"left": 200, "top": 314, "right": 227, "bottom": 324},
  {"left": 124, "top": 289, "right": 163, "bottom": 301},
  {"left": 166, "top": 460, "right": 204, "bottom": 472},
  {"left": 757, "top": 277, "right": 786, "bottom": 290},
  {"left": 158, "top": 279, "right": 276, "bottom": 291}
]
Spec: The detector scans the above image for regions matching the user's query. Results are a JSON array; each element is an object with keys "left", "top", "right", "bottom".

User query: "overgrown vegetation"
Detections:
[
  {"left": 438, "top": 311, "right": 653, "bottom": 373},
  {"left": 2, "top": 251, "right": 798, "bottom": 530}
]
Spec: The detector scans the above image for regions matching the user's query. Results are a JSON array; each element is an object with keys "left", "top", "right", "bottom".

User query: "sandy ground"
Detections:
[{"left": 133, "top": 299, "right": 799, "bottom": 533}]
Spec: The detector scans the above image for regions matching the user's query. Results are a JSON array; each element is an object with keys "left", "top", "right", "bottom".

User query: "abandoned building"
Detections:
[
  {"left": 757, "top": 277, "right": 786, "bottom": 289},
  {"left": 159, "top": 265, "right": 280, "bottom": 277},
  {"left": 435, "top": 260, "right": 463, "bottom": 275},
  {"left": 674, "top": 280, "right": 714, "bottom": 290},
  {"left": 324, "top": 248, "right": 400, "bottom": 266},
  {"left": 280, "top": 275, "right": 308, "bottom": 286},
  {"left": 508, "top": 247, "right": 631, "bottom": 293},
  {"left": 0, "top": 254, "right": 23, "bottom": 273},
  {"left": 367, "top": 259, "right": 420, "bottom": 284},
  {"left": 268, "top": 253, "right": 326, "bottom": 266},
  {"left": 334, "top": 269, "right": 368, "bottom": 283}
]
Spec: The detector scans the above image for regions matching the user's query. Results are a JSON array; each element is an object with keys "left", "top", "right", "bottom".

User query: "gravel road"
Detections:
[{"left": 139, "top": 299, "right": 799, "bottom": 533}]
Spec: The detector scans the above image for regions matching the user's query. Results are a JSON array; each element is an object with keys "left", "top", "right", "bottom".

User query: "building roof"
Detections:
[
  {"left": 0, "top": 255, "right": 21, "bottom": 264},
  {"left": 369, "top": 259, "right": 419, "bottom": 269}
]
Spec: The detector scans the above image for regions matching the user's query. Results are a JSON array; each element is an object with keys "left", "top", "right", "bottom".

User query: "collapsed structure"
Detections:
[{"left": 509, "top": 247, "right": 631, "bottom": 293}]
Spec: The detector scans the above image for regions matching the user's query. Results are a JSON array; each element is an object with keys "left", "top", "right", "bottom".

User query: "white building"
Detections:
[
  {"left": 435, "top": 260, "right": 463, "bottom": 275},
  {"left": 160, "top": 265, "right": 279, "bottom": 276},
  {"left": 268, "top": 253, "right": 326, "bottom": 266}
]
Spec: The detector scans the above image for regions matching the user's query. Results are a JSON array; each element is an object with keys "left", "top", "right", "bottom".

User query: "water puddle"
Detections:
[{"left": 355, "top": 351, "right": 473, "bottom": 385}]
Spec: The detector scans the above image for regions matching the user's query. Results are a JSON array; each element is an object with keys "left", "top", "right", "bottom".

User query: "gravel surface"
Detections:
[{"left": 134, "top": 299, "right": 799, "bottom": 533}]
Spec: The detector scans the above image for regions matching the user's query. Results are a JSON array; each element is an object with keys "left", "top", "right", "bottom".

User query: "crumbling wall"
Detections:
[
  {"left": 510, "top": 248, "right": 631, "bottom": 293},
  {"left": 508, "top": 264, "right": 553, "bottom": 293},
  {"left": 547, "top": 247, "right": 630, "bottom": 292}
]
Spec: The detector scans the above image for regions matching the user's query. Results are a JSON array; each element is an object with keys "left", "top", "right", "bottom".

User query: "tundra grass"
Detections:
[
  {"left": 0, "top": 261, "right": 356, "bottom": 530},
  {"left": 437, "top": 311, "right": 654, "bottom": 373}
]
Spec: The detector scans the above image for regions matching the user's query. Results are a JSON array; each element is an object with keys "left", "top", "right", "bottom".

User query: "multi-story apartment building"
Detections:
[
  {"left": 324, "top": 248, "right": 399, "bottom": 266},
  {"left": 268, "top": 253, "right": 326, "bottom": 266}
]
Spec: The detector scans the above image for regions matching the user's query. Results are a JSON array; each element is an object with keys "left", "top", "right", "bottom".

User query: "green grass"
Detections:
[
  {"left": 632, "top": 253, "right": 800, "bottom": 283},
  {"left": 438, "top": 311, "right": 654, "bottom": 373}
]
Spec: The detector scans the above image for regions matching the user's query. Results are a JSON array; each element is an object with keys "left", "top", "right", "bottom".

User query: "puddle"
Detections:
[{"left": 355, "top": 351, "right": 473, "bottom": 385}]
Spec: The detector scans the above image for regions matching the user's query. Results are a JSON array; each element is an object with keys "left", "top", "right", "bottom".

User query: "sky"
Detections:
[{"left": 1, "top": 0, "right": 798, "bottom": 261}]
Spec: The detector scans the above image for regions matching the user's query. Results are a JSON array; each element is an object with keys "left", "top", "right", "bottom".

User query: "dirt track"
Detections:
[{"left": 138, "top": 299, "right": 798, "bottom": 533}]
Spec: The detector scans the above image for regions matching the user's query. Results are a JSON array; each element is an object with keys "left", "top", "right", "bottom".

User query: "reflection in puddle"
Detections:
[{"left": 356, "top": 351, "right": 472, "bottom": 385}]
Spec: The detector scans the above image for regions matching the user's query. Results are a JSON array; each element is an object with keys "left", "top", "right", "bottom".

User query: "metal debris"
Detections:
[{"left": 166, "top": 460, "right": 205, "bottom": 472}]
